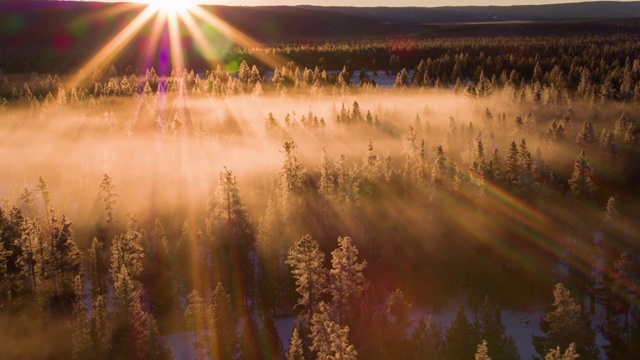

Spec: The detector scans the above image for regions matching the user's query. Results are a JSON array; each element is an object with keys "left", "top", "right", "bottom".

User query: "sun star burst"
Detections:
[{"left": 146, "top": 0, "right": 196, "bottom": 14}]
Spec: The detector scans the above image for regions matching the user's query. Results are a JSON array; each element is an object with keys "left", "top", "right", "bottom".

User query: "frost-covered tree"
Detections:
[
  {"left": 476, "top": 340, "right": 492, "bottom": 360},
  {"left": 48, "top": 214, "right": 83, "bottom": 314},
  {"left": 576, "top": 121, "right": 597, "bottom": 147},
  {"left": 568, "top": 150, "right": 597, "bottom": 201},
  {"left": 310, "top": 302, "right": 357, "bottom": 360},
  {"left": 143, "top": 219, "right": 176, "bottom": 327},
  {"left": 109, "top": 264, "right": 173, "bottom": 360},
  {"left": 211, "top": 282, "right": 237, "bottom": 360},
  {"left": 110, "top": 216, "right": 144, "bottom": 281},
  {"left": 286, "top": 234, "right": 328, "bottom": 324},
  {"left": 287, "top": 326, "right": 305, "bottom": 360},
  {"left": 99, "top": 173, "right": 117, "bottom": 229},
  {"left": 544, "top": 343, "right": 580, "bottom": 360},
  {"left": 206, "top": 167, "right": 254, "bottom": 308},
  {"left": 71, "top": 275, "right": 91, "bottom": 360},
  {"left": 329, "top": 236, "right": 367, "bottom": 326},
  {"left": 533, "top": 283, "right": 597, "bottom": 360}
]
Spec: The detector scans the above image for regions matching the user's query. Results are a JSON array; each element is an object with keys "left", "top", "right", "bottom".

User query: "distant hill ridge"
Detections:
[
  {"left": 1, "top": 0, "right": 639, "bottom": 63},
  {"left": 300, "top": 1, "right": 640, "bottom": 24}
]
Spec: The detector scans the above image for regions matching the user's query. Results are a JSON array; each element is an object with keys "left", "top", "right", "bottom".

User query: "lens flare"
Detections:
[
  {"left": 67, "top": 1, "right": 292, "bottom": 88},
  {"left": 147, "top": 0, "right": 197, "bottom": 14}
]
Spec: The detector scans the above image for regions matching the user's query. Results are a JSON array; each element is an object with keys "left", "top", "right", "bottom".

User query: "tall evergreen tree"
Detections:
[
  {"left": 329, "top": 236, "right": 367, "bottom": 326},
  {"left": 99, "top": 173, "right": 117, "bottom": 229},
  {"left": 411, "top": 316, "right": 443, "bottom": 359},
  {"left": 48, "top": 214, "right": 83, "bottom": 314},
  {"left": 444, "top": 306, "right": 478, "bottom": 360},
  {"left": 532, "top": 283, "right": 598, "bottom": 360},
  {"left": 287, "top": 326, "right": 305, "bottom": 360},
  {"left": 568, "top": 150, "right": 597, "bottom": 201},
  {"left": 477, "top": 297, "right": 521, "bottom": 360},
  {"left": 110, "top": 216, "right": 144, "bottom": 281},
  {"left": 286, "top": 234, "right": 328, "bottom": 325},
  {"left": 310, "top": 302, "right": 357, "bottom": 360},
  {"left": 385, "top": 289, "right": 413, "bottom": 356},
  {"left": 206, "top": 167, "right": 254, "bottom": 309}
]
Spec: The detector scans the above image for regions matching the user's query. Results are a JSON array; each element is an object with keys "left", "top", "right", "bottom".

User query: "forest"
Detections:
[{"left": 1, "top": 15, "right": 640, "bottom": 359}]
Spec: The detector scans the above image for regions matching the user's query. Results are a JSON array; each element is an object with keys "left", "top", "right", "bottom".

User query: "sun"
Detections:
[{"left": 144, "top": 0, "right": 197, "bottom": 13}]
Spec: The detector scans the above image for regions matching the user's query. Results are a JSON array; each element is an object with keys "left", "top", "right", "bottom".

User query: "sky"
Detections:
[{"left": 98, "top": 0, "right": 639, "bottom": 7}]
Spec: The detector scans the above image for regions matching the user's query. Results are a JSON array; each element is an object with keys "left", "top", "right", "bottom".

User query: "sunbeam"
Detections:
[{"left": 67, "top": 5, "right": 157, "bottom": 88}]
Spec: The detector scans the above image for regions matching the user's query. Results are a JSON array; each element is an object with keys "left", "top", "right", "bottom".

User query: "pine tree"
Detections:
[
  {"left": 395, "top": 68, "right": 410, "bottom": 87},
  {"left": 90, "top": 294, "right": 109, "bottom": 359},
  {"left": 48, "top": 214, "right": 83, "bottom": 314},
  {"left": 431, "top": 145, "right": 448, "bottom": 187},
  {"left": 599, "top": 251, "right": 639, "bottom": 359},
  {"left": 109, "top": 265, "right": 147, "bottom": 360},
  {"left": 71, "top": 275, "right": 91, "bottom": 360},
  {"left": 239, "top": 314, "right": 261, "bottom": 360},
  {"left": 99, "top": 173, "right": 117, "bottom": 229},
  {"left": 576, "top": 121, "right": 597, "bottom": 147},
  {"left": 287, "top": 326, "right": 305, "bottom": 360},
  {"left": 310, "top": 302, "right": 357, "bottom": 360},
  {"left": 477, "top": 296, "right": 521, "bottom": 360},
  {"left": 505, "top": 141, "right": 520, "bottom": 189},
  {"left": 206, "top": 167, "right": 254, "bottom": 309},
  {"left": 386, "top": 289, "right": 413, "bottom": 355},
  {"left": 143, "top": 218, "right": 176, "bottom": 327},
  {"left": 286, "top": 234, "right": 328, "bottom": 325},
  {"left": 210, "top": 282, "right": 237, "bottom": 360},
  {"left": 87, "top": 238, "right": 107, "bottom": 298},
  {"left": 532, "top": 283, "right": 597, "bottom": 360},
  {"left": 110, "top": 216, "right": 144, "bottom": 281},
  {"left": 37, "top": 176, "right": 52, "bottom": 221},
  {"left": 568, "top": 150, "right": 597, "bottom": 201},
  {"left": 476, "top": 340, "right": 492, "bottom": 360},
  {"left": 279, "top": 141, "right": 307, "bottom": 235},
  {"left": 544, "top": 343, "right": 580, "bottom": 360},
  {"left": 411, "top": 316, "right": 443, "bottom": 359},
  {"left": 329, "top": 236, "right": 367, "bottom": 326},
  {"left": 262, "top": 313, "right": 284, "bottom": 359},
  {"left": 184, "top": 290, "right": 209, "bottom": 359},
  {"left": 444, "top": 306, "right": 478, "bottom": 360}
]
